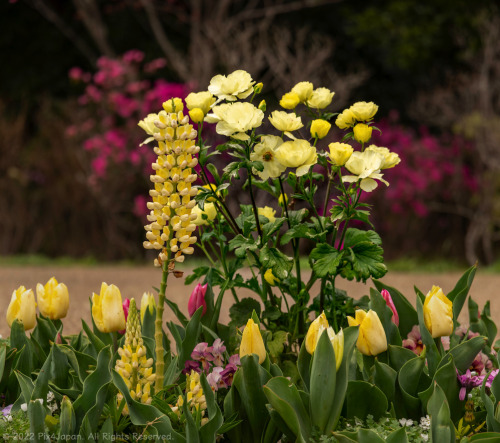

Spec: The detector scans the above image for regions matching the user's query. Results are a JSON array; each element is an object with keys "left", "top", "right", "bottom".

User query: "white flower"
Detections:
[
  {"left": 208, "top": 70, "right": 255, "bottom": 103},
  {"left": 419, "top": 415, "right": 430, "bottom": 430},
  {"left": 205, "top": 102, "right": 264, "bottom": 140},
  {"left": 20, "top": 403, "right": 27, "bottom": 412},
  {"left": 421, "top": 434, "right": 429, "bottom": 441},
  {"left": 342, "top": 150, "right": 389, "bottom": 192},
  {"left": 399, "top": 418, "right": 413, "bottom": 427},
  {"left": 250, "top": 135, "right": 286, "bottom": 180}
]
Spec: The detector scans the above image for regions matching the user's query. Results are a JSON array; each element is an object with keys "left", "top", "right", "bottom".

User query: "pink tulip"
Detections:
[
  {"left": 118, "top": 298, "right": 131, "bottom": 334},
  {"left": 381, "top": 289, "right": 399, "bottom": 327},
  {"left": 188, "top": 283, "right": 208, "bottom": 317}
]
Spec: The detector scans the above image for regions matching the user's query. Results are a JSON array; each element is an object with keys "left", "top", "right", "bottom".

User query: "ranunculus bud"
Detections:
[
  {"left": 328, "top": 142, "right": 353, "bottom": 166},
  {"left": 353, "top": 123, "right": 372, "bottom": 143},
  {"left": 310, "top": 119, "right": 331, "bottom": 139},
  {"left": 188, "top": 283, "right": 208, "bottom": 317},
  {"left": 279, "top": 92, "right": 300, "bottom": 110}
]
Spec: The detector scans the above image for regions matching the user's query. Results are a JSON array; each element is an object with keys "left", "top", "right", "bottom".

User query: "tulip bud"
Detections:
[
  {"left": 305, "top": 312, "right": 329, "bottom": 354},
  {"left": 316, "top": 326, "right": 344, "bottom": 370},
  {"left": 36, "top": 277, "right": 69, "bottom": 320},
  {"left": 310, "top": 119, "right": 331, "bottom": 139},
  {"left": 91, "top": 282, "right": 126, "bottom": 333},
  {"left": 381, "top": 289, "right": 399, "bottom": 327},
  {"left": 140, "top": 292, "right": 156, "bottom": 322},
  {"left": 6, "top": 286, "right": 37, "bottom": 330},
  {"left": 353, "top": 123, "right": 372, "bottom": 143},
  {"left": 423, "top": 286, "right": 453, "bottom": 338},
  {"left": 240, "top": 318, "right": 266, "bottom": 364},
  {"left": 347, "top": 309, "right": 387, "bottom": 356},
  {"left": 188, "top": 283, "right": 208, "bottom": 317}
]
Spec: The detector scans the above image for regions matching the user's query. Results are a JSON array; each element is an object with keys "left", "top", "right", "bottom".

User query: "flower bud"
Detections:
[
  {"left": 353, "top": 123, "right": 372, "bottom": 143},
  {"left": 188, "top": 283, "right": 208, "bottom": 317},
  {"left": 347, "top": 309, "right": 387, "bottom": 356},
  {"left": 6, "top": 286, "right": 37, "bottom": 330},
  {"left": 36, "top": 277, "right": 69, "bottom": 320},
  {"left": 310, "top": 119, "right": 331, "bottom": 139},
  {"left": 240, "top": 318, "right": 266, "bottom": 364},
  {"left": 91, "top": 283, "right": 126, "bottom": 333},
  {"left": 423, "top": 286, "right": 453, "bottom": 338}
]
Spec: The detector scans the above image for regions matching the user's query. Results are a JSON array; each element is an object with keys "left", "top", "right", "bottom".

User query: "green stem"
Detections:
[
  {"left": 155, "top": 262, "right": 169, "bottom": 393},
  {"left": 322, "top": 169, "right": 333, "bottom": 217},
  {"left": 247, "top": 170, "right": 263, "bottom": 240},
  {"left": 198, "top": 226, "right": 217, "bottom": 267}
]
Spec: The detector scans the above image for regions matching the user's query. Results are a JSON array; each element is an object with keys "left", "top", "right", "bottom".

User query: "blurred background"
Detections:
[{"left": 2, "top": 0, "right": 500, "bottom": 267}]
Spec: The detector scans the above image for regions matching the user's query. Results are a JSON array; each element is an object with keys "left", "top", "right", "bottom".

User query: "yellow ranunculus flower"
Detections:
[
  {"left": 353, "top": 123, "right": 373, "bottom": 143},
  {"left": 6, "top": 286, "right": 37, "bottom": 330},
  {"left": 250, "top": 135, "right": 286, "bottom": 180},
  {"left": 36, "top": 277, "right": 69, "bottom": 320},
  {"left": 343, "top": 150, "right": 388, "bottom": 192},
  {"left": 310, "top": 119, "right": 331, "bottom": 139},
  {"left": 328, "top": 142, "right": 353, "bottom": 166},
  {"left": 140, "top": 292, "right": 156, "bottom": 322},
  {"left": 349, "top": 101, "right": 378, "bottom": 121},
  {"left": 347, "top": 309, "right": 387, "bottom": 356},
  {"left": 258, "top": 206, "right": 276, "bottom": 223},
  {"left": 92, "top": 282, "right": 126, "bottom": 333},
  {"left": 162, "top": 97, "right": 184, "bottom": 113},
  {"left": 307, "top": 87, "right": 335, "bottom": 109},
  {"left": 201, "top": 183, "right": 220, "bottom": 202},
  {"left": 291, "top": 81, "right": 314, "bottom": 102},
  {"left": 280, "top": 92, "right": 301, "bottom": 109},
  {"left": 185, "top": 91, "right": 216, "bottom": 114},
  {"left": 275, "top": 139, "right": 318, "bottom": 176},
  {"left": 192, "top": 202, "right": 217, "bottom": 226},
  {"left": 205, "top": 102, "right": 264, "bottom": 141},
  {"left": 188, "top": 108, "right": 205, "bottom": 124},
  {"left": 254, "top": 82, "right": 264, "bottom": 94},
  {"left": 240, "top": 318, "right": 266, "bottom": 364},
  {"left": 268, "top": 111, "right": 303, "bottom": 132},
  {"left": 335, "top": 108, "right": 357, "bottom": 129},
  {"left": 365, "top": 145, "right": 401, "bottom": 169},
  {"left": 423, "top": 286, "right": 453, "bottom": 338},
  {"left": 264, "top": 269, "right": 278, "bottom": 286},
  {"left": 305, "top": 311, "right": 329, "bottom": 354},
  {"left": 208, "top": 70, "right": 255, "bottom": 102}
]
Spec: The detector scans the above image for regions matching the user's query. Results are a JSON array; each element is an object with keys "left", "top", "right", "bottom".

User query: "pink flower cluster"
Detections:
[
  {"left": 457, "top": 369, "right": 499, "bottom": 401},
  {"left": 67, "top": 50, "right": 188, "bottom": 219},
  {"left": 183, "top": 339, "right": 240, "bottom": 391},
  {"left": 365, "top": 112, "right": 478, "bottom": 218}
]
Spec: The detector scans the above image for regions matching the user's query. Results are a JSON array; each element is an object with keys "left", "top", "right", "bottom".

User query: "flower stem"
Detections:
[{"left": 155, "top": 261, "right": 169, "bottom": 393}]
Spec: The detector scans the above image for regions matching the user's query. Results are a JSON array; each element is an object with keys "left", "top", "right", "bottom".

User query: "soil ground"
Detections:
[{"left": 1, "top": 265, "right": 500, "bottom": 338}]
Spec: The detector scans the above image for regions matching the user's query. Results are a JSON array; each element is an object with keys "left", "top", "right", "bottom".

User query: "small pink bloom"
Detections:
[
  {"left": 188, "top": 283, "right": 208, "bottom": 317},
  {"left": 403, "top": 325, "right": 424, "bottom": 355},
  {"left": 381, "top": 289, "right": 399, "bottom": 326}
]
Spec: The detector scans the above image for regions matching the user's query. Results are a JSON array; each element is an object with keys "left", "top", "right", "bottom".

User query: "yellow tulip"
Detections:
[
  {"left": 310, "top": 119, "right": 331, "bottom": 139},
  {"left": 36, "top": 277, "right": 69, "bottom": 320},
  {"left": 92, "top": 282, "right": 126, "bottom": 333},
  {"left": 6, "top": 286, "right": 37, "bottom": 330},
  {"left": 347, "top": 309, "right": 387, "bottom": 356},
  {"left": 140, "top": 292, "right": 156, "bottom": 322},
  {"left": 240, "top": 318, "right": 266, "bottom": 364},
  {"left": 305, "top": 311, "right": 329, "bottom": 354},
  {"left": 423, "top": 286, "right": 453, "bottom": 338},
  {"left": 353, "top": 123, "right": 373, "bottom": 143}
]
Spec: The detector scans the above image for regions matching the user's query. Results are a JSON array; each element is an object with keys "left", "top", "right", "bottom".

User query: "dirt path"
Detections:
[{"left": 1, "top": 265, "right": 499, "bottom": 338}]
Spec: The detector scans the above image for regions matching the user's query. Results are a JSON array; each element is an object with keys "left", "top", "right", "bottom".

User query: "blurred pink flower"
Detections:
[{"left": 381, "top": 289, "right": 399, "bottom": 326}]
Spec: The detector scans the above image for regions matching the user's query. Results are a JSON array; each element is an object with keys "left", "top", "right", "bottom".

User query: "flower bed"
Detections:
[{"left": 1, "top": 70, "right": 499, "bottom": 442}]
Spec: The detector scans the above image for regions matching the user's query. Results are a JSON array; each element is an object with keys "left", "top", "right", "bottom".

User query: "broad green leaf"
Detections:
[
  {"left": 199, "top": 373, "right": 224, "bottom": 443},
  {"left": 59, "top": 396, "right": 76, "bottom": 439},
  {"left": 386, "top": 427, "right": 409, "bottom": 443},
  {"left": 428, "top": 383, "right": 455, "bottom": 443},
  {"left": 28, "top": 399, "right": 48, "bottom": 442},
  {"left": 416, "top": 296, "right": 440, "bottom": 377},
  {"left": 373, "top": 359, "right": 397, "bottom": 404},
  {"left": 179, "top": 307, "right": 203, "bottom": 369},
  {"left": 229, "top": 298, "right": 261, "bottom": 327},
  {"left": 259, "top": 245, "right": 293, "bottom": 280},
  {"left": 228, "top": 234, "right": 259, "bottom": 258},
  {"left": 348, "top": 241, "right": 387, "bottom": 282},
  {"left": 310, "top": 243, "right": 343, "bottom": 277},
  {"left": 388, "top": 345, "right": 418, "bottom": 372},
  {"left": 443, "top": 336, "right": 486, "bottom": 373},
  {"left": 447, "top": 264, "right": 477, "bottom": 323},
  {"left": 297, "top": 341, "right": 312, "bottom": 392},
  {"left": 344, "top": 228, "right": 382, "bottom": 246}
]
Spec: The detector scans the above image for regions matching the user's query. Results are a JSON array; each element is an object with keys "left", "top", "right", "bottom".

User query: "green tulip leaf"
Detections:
[
  {"left": 112, "top": 370, "right": 186, "bottom": 441},
  {"left": 199, "top": 373, "right": 224, "bottom": 443},
  {"left": 11, "top": 320, "right": 35, "bottom": 376},
  {"left": 263, "top": 376, "right": 312, "bottom": 441},
  {"left": 357, "top": 428, "right": 386, "bottom": 442},
  {"left": 310, "top": 330, "right": 337, "bottom": 434},
  {"left": 441, "top": 335, "right": 486, "bottom": 373},
  {"left": 373, "top": 359, "right": 397, "bottom": 404},
  {"left": 14, "top": 370, "right": 34, "bottom": 404},
  {"left": 388, "top": 345, "right": 418, "bottom": 372},
  {"left": 447, "top": 264, "right": 477, "bottom": 323},
  {"left": 0, "top": 346, "right": 6, "bottom": 384},
  {"left": 470, "top": 432, "right": 500, "bottom": 441},
  {"left": 81, "top": 319, "right": 105, "bottom": 354},
  {"left": 386, "top": 427, "right": 409, "bottom": 443},
  {"left": 98, "top": 417, "right": 113, "bottom": 442},
  {"left": 31, "top": 345, "right": 53, "bottom": 401},
  {"left": 28, "top": 399, "right": 48, "bottom": 442},
  {"left": 428, "top": 383, "right": 455, "bottom": 443},
  {"left": 59, "top": 396, "right": 76, "bottom": 439},
  {"left": 233, "top": 354, "right": 272, "bottom": 440},
  {"left": 346, "top": 380, "right": 388, "bottom": 421},
  {"left": 57, "top": 344, "right": 96, "bottom": 384},
  {"left": 297, "top": 340, "right": 312, "bottom": 392},
  {"left": 179, "top": 307, "right": 203, "bottom": 369}
]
